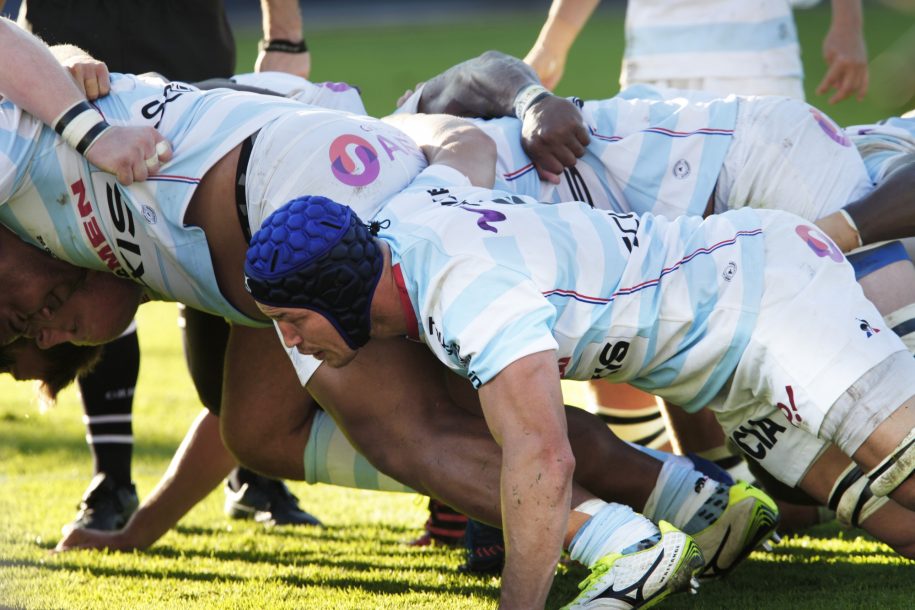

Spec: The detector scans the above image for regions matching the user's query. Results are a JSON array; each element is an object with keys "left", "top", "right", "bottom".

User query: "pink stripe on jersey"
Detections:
[
  {"left": 147, "top": 174, "right": 201, "bottom": 185},
  {"left": 542, "top": 228, "right": 762, "bottom": 305}
]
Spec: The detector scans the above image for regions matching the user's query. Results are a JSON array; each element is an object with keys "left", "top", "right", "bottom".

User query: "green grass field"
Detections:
[{"left": 3, "top": 6, "right": 915, "bottom": 609}]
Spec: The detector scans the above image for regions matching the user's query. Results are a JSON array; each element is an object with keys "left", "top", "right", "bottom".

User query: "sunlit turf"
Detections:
[
  {"left": 4, "top": 7, "right": 915, "bottom": 608},
  {"left": 2, "top": 312, "right": 913, "bottom": 609}
]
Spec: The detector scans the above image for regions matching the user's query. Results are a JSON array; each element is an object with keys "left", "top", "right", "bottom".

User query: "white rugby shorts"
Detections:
[
  {"left": 708, "top": 211, "right": 915, "bottom": 486},
  {"left": 715, "top": 96, "right": 871, "bottom": 222},
  {"left": 622, "top": 76, "right": 804, "bottom": 100}
]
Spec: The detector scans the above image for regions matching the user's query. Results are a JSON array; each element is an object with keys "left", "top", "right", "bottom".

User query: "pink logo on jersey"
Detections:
[
  {"left": 809, "top": 108, "right": 851, "bottom": 147},
  {"left": 462, "top": 207, "right": 507, "bottom": 233},
  {"left": 321, "top": 81, "right": 354, "bottom": 92},
  {"left": 329, "top": 134, "right": 380, "bottom": 187},
  {"left": 796, "top": 224, "right": 843, "bottom": 262}
]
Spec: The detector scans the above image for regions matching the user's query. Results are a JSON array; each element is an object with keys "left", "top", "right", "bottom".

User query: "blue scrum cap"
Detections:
[{"left": 244, "top": 195, "right": 383, "bottom": 349}]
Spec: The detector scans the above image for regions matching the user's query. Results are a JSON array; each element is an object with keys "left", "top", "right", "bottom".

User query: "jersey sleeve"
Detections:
[
  {"left": 0, "top": 102, "right": 42, "bottom": 205},
  {"left": 414, "top": 249, "right": 559, "bottom": 388}
]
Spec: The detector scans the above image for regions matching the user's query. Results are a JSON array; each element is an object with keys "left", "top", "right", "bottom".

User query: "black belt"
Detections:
[{"left": 235, "top": 131, "right": 258, "bottom": 244}]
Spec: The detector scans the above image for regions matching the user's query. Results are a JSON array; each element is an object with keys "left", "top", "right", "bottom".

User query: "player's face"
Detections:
[
  {"left": 25, "top": 271, "right": 143, "bottom": 348},
  {"left": 258, "top": 304, "right": 358, "bottom": 368},
  {"left": 0, "top": 227, "right": 88, "bottom": 346}
]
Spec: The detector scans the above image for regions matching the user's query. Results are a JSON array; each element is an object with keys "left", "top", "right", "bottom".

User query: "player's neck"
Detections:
[{"left": 369, "top": 242, "right": 408, "bottom": 339}]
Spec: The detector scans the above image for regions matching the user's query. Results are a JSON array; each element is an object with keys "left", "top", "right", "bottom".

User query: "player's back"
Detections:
[{"left": 378, "top": 168, "right": 766, "bottom": 407}]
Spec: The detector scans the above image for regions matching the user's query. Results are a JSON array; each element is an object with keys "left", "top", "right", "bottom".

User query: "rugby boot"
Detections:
[
  {"left": 691, "top": 480, "right": 779, "bottom": 580},
  {"left": 459, "top": 519, "right": 505, "bottom": 574},
  {"left": 69, "top": 473, "right": 139, "bottom": 531},
  {"left": 562, "top": 521, "right": 704, "bottom": 610},
  {"left": 224, "top": 474, "right": 322, "bottom": 526},
  {"left": 406, "top": 498, "right": 467, "bottom": 547}
]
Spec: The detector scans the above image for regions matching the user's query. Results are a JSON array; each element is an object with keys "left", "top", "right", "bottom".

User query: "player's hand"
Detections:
[
  {"left": 396, "top": 83, "right": 424, "bottom": 109},
  {"left": 85, "top": 126, "right": 173, "bottom": 186},
  {"left": 61, "top": 54, "right": 110, "bottom": 100},
  {"left": 54, "top": 525, "right": 135, "bottom": 552},
  {"left": 255, "top": 50, "right": 311, "bottom": 79},
  {"left": 521, "top": 95, "right": 589, "bottom": 184},
  {"left": 523, "top": 44, "right": 566, "bottom": 91},
  {"left": 816, "top": 26, "right": 868, "bottom": 104}
]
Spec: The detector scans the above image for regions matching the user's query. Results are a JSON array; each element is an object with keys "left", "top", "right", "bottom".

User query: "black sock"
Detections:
[{"left": 79, "top": 328, "right": 140, "bottom": 486}]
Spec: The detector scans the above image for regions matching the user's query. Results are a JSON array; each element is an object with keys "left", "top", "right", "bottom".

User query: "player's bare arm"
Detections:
[
  {"left": 56, "top": 410, "right": 236, "bottom": 552},
  {"left": 477, "top": 350, "right": 574, "bottom": 609},
  {"left": 416, "top": 50, "right": 590, "bottom": 183},
  {"left": 382, "top": 113, "right": 496, "bottom": 187},
  {"left": 256, "top": 0, "right": 310, "bottom": 77},
  {"left": 817, "top": 0, "right": 868, "bottom": 104},
  {"left": 0, "top": 18, "right": 171, "bottom": 184},
  {"left": 524, "top": 0, "right": 601, "bottom": 90}
]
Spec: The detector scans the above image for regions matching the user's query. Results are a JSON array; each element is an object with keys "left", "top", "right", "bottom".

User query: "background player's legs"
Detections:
[
  {"left": 70, "top": 326, "right": 140, "bottom": 531},
  {"left": 179, "top": 306, "right": 320, "bottom": 526}
]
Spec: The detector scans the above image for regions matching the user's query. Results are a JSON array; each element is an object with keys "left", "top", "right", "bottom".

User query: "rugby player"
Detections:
[
  {"left": 0, "top": 20, "right": 782, "bottom": 608},
  {"left": 247, "top": 174, "right": 915, "bottom": 605}
]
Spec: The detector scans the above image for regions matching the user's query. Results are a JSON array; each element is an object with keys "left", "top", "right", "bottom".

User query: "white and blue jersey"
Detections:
[
  {"left": 846, "top": 117, "right": 915, "bottom": 185},
  {"left": 623, "top": 0, "right": 803, "bottom": 82},
  {"left": 480, "top": 86, "right": 737, "bottom": 220},
  {"left": 377, "top": 165, "right": 765, "bottom": 411},
  {"left": 0, "top": 73, "right": 304, "bottom": 323}
]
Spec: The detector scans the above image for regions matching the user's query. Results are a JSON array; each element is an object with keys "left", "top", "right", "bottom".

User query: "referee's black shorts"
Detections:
[{"left": 18, "top": 0, "right": 236, "bottom": 81}]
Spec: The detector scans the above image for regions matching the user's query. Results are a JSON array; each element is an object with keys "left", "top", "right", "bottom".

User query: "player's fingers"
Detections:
[
  {"left": 857, "top": 71, "right": 869, "bottom": 101},
  {"left": 534, "top": 152, "right": 564, "bottom": 178},
  {"left": 83, "top": 76, "right": 100, "bottom": 101},
  {"left": 565, "top": 135, "right": 587, "bottom": 159},
  {"left": 95, "top": 64, "right": 111, "bottom": 97},
  {"left": 829, "top": 69, "right": 857, "bottom": 104},
  {"left": 154, "top": 139, "right": 173, "bottom": 164},
  {"left": 536, "top": 167, "right": 562, "bottom": 184},
  {"left": 550, "top": 145, "right": 579, "bottom": 169},
  {"left": 816, "top": 63, "right": 842, "bottom": 96},
  {"left": 574, "top": 124, "right": 591, "bottom": 149},
  {"left": 119, "top": 164, "right": 135, "bottom": 186}
]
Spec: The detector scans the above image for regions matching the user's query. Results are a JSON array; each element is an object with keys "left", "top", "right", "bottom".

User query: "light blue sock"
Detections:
[{"left": 568, "top": 502, "right": 660, "bottom": 568}]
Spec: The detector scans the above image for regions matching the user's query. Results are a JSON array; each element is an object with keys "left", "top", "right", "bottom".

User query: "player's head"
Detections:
[
  {"left": 244, "top": 195, "right": 383, "bottom": 350},
  {"left": 0, "top": 338, "right": 103, "bottom": 405}
]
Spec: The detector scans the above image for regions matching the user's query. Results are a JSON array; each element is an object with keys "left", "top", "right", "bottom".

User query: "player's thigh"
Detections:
[
  {"left": 220, "top": 323, "right": 316, "bottom": 478},
  {"left": 179, "top": 305, "right": 230, "bottom": 413},
  {"left": 799, "top": 444, "right": 915, "bottom": 558},
  {"left": 305, "top": 338, "right": 502, "bottom": 493}
]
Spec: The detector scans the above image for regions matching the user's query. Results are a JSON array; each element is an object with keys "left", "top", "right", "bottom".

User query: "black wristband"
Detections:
[
  {"left": 259, "top": 38, "right": 308, "bottom": 54},
  {"left": 75, "top": 120, "right": 111, "bottom": 155},
  {"left": 54, "top": 100, "right": 95, "bottom": 135}
]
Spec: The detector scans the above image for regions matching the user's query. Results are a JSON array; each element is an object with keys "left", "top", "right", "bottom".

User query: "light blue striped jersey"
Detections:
[
  {"left": 480, "top": 86, "right": 737, "bottom": 220},
  {"left": 846, "top": 117, "right": 915, "bottom": 185},
  {"left": 623, "top": 0, "right": 802, "bottom": 81},
  {"left": 0, "top": 73, "right": 307, "bottom": 323},
  {"left": 377, "top": 166, "right": 766, "bottom": 411}
]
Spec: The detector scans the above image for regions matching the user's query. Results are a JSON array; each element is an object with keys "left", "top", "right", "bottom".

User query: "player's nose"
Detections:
[
  {"left": 32, "top": 327, "right": 75, "bottom": 350},
  {"left": 278, "top": 321, "right": 302, "bottom": 349}
]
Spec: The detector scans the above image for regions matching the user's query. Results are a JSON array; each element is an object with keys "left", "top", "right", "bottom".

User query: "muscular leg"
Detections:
[
  {"left": 183, "top": 310, "right": 320, "bottom": 525},
  {"left": 798, "top": 444, "right": 915, "bottom": 558},
  {"left": 219, "top": 324, "right": 315, "bottom": 479}
]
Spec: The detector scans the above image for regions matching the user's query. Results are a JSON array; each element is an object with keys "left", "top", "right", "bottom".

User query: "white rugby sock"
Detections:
[
  {"left": 304, "top": 410, "right": 414, "bottom": 493},
  {"left": 568, "top": 501, "right": 660, "bottom": 568},
  {"left": 643, "top": 455, "right": 726, "bottom": 535}
]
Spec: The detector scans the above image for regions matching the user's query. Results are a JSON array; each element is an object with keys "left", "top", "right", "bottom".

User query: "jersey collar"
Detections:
[{"left": 392, "top": 263, "right": 419, "bottom": 340}]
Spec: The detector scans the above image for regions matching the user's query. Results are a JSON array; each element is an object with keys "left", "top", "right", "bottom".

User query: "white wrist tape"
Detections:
[
  {"left": 838, "top": 209, "right": 864, "bottom": 249},
  {"left": 513, "top": 83, "right": 550, "bottom": 119},
  {"left": 53, "top": 101, "right": 111, "bottom": 155}
]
